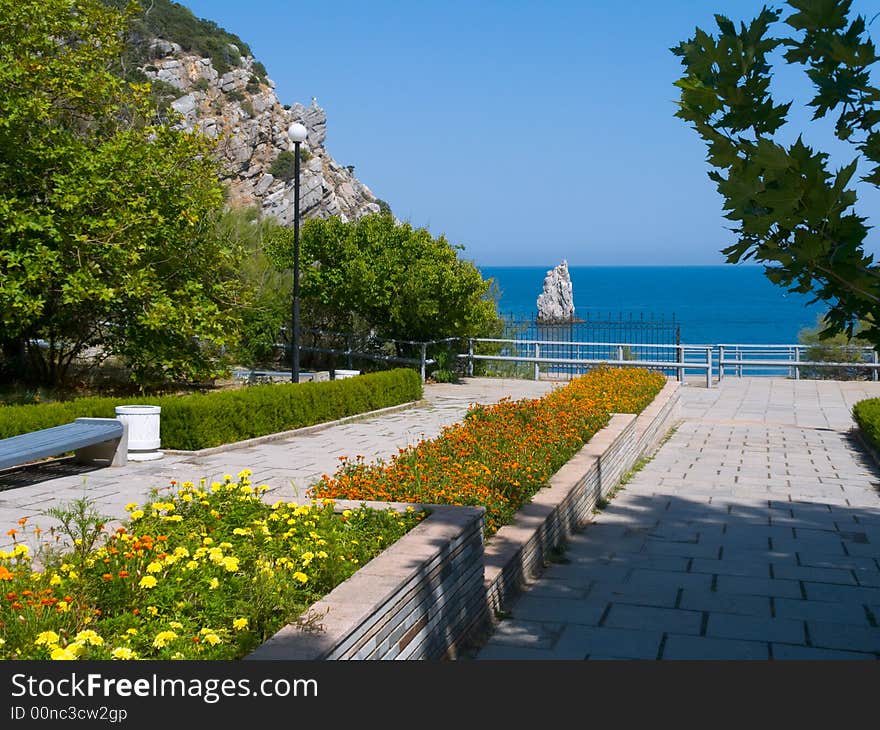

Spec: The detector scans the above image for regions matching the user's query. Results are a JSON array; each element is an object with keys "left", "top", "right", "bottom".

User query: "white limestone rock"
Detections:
[{"left": 536, "top": 260, "right": 575, "bottom": 323}]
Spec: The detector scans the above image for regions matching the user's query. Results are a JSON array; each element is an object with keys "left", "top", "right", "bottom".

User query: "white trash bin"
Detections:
[{"left": 115, "top": 405, "right": 163, "bottom": 461}]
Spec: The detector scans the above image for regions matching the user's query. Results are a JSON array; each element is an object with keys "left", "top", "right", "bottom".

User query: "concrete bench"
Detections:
[{"left": 0, "top": 418, "right": 128, "bottom": 470}]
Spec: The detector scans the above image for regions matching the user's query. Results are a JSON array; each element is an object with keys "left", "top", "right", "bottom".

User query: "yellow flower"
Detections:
[
  {"left": 139, "top": 575, "right": 158, "bottom": 589},
  {"left": 232, "top": 618, "right": 248, "bottom": 631},
  {"left": 293, "top": 572, "right": 308, "bottom": 584},
  {"left": 185, "top": 560, "right": 199, "bottom": 571},
  {"left": 13, "top": 544, "right": 29, "bottom": 557},
  {"left": 126, "top": 628, "right": 138, "bottom": 636},
  {"left": 146, "top": 561, "right": 163, "bottom": 573},
  {"left": 125, "top": 502, "right": 138, "bottom": 512},
  {"left": 316, "top": 551, "right": 328, "bottom": 559},
  {"left": 161, "top": 515, "right": 183, "bottom": 522},
  {"left": 130, "top": 510, "right": 144, "bottom": 521},
  {"left": 208, "top": 578, "right": 219, "bottom": 590},
  {"left": 34, "top": 631, "right": 60, "bottom": 646},
  {"left": 49, "top": 574, "right": 62, "bottom": 586},
  {"left": 202, "top": 537, "right": 213, "bottom": 545},
  {"left": 56, "top": 601, "right": 70, "bottom": 613},
  {"left": 221, "top": 556, "right": 239, "bottom": 572},
  {"left": 238, "top": 469, "right": 252, "bottom": 479},
  {"left": 181, "top": 494, "right": 193, "bottom": 503},
  {"left": 232, "top": 528, "right": 251, "bottom": 536},
  {"left": 169, "top": 621, "right": 183, "bottom": 629},
  {"left": 111, "top": 647, "right": 137, "bottom": 660},
  {"left": 173, "top": 547, "right": 190, "bottom": 558},
  {"left": 152, "top": 631, "right": 178, "bottom": 649},
  {"left": 203, "top": 633, "right": 221, "bottom": 646},
  {"left": 75, "top": 630, "right": 103, "bottom": 647},
  {"left": 50, "top": 646, "right": 76, "bottom": 660}
]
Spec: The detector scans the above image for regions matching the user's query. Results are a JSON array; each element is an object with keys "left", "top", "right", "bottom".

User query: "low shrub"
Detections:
[
  {"left": 0, "top": 475, "right": 424, "bottom": 659},
  {"left": 0, "top": 369, "right": 422, "bottom": 450},
  {"left": 854, "top": 398, "right": 880, "bottom": 452},
  {"left": 312, "top": 367, "right": 665, "bottom": 534}
]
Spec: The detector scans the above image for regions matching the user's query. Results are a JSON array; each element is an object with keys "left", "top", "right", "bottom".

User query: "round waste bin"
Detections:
[{"left": 115, "top": 405, "right": 163, "bottom": 461}]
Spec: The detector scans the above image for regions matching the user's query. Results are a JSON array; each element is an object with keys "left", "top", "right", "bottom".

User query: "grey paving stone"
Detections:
[
  {"left": 807, "top": 621, "right": 880, "bottom": 653},
  {"left": 487, "top": 620, "right": 563, "bottom": 649},
  {"left": 604, "top": 604, "right": 702, "bottom": 635},
  {"left": 803, "top": 581, "right": 880, "bottom": 604},
  {"left": 586, "top": 582, "right": 679, "bottom": 609},
  {"left": 509, "top": 595, "right": 607, "bottom": 626},
  {"left": 706, "top": 613, "right": 805, "bottom": 644},
  {"left": 773, "top": 564, "right": 857, "bottom": 585},
  {"left": 690, "top": 557, "right": 771, "bottom": 578},
  {"left": 770, "top": 643, "right": 875, "bottom": 660},
  {"left": 628, "top": 568, "right": 714, "bottom": 592},
  {"left": 773, "top": 598, "right": 869, "bottom": 626},
  {"left": 560, "top": 625, "right": 663, "bottom": 660},
  {"left": 662, "top": 634, "right": 769, "bottom": 660},
  {"left": 678, "top": 590, "right": 771, "bottom": 618},
  {"left": 715, "top": 574, "right": 803, "bottom": 599}
]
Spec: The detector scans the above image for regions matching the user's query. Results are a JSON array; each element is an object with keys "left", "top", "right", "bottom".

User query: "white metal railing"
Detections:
[
  {"left": 459, "top": 338, "right": 880, "bottom": 388},
  {"left": 265, "top": 331, "right": 880, "bottom": 386}
]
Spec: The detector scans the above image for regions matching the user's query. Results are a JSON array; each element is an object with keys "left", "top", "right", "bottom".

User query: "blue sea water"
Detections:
[{"left": 478, "top": 266, "right": 827, "bottom": 345}]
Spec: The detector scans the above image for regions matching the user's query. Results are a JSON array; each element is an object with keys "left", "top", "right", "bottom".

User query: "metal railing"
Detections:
[
  {"left": 460, "top": 338, "right": 880, "bottom": 387},
  {"left": 271, "top": 329, "right": 880, "bottom": 386}
]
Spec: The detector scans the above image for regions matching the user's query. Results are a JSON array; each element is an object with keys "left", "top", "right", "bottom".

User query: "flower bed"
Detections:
[
  {"left": 0, "top": 473, "right": 424, "bottom": 660},
  {"left": 312, "top": 367, "right": 665, "bottom": 535}
]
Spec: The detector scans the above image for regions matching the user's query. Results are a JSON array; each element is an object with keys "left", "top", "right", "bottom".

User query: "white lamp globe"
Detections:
[{"left": 287, "top": 122, "right": 308, "bottom": 143}]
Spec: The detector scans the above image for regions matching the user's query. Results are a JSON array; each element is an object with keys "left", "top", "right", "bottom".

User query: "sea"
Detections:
[{"left": 478, "top": 265, "right": 827, "bottom": 345}]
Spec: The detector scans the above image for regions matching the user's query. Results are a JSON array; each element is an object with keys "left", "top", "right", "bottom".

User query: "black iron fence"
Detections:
[{"left": 499, "top": 311, "right": 681, "bottom": 378}]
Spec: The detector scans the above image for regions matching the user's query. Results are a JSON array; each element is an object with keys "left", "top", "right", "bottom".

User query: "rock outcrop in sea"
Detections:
[
  {"left": 141, "top": 40, "right": 380, "bottom": 224},
  {"left": 536, "top": 260, "right": 575, "bottom": 323}
]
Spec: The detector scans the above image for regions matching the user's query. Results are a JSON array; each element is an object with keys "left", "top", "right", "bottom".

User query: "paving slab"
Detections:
[{"left": 478, "top": 377, "right": 880, "bottom": 660}]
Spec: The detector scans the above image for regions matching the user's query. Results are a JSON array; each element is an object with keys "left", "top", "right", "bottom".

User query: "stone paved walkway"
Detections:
[
  {"left": 477, "top": 378, "right": 880, "bottom": 660},
  {"left": 0, "top": 378, "right": 554, "bottom": 552}
]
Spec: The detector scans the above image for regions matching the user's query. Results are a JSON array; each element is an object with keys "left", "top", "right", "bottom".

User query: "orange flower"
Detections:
[
  {"left": 0, "top": 566, "right": 14, "bottom": 581},
  {"left": 118, "top": 571, "right": 129, "bottom": 578},
  {"left": 17, "top": 517, "right": 27, "bottom": 526},
  {"left": 102, "top": 573, "right": 113, "bottom": 581}
]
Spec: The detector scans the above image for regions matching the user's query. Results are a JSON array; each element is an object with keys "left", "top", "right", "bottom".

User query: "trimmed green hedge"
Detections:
[
  {"left": 0, "top": 369, "right": 422, "bottom": 451},
  {"left": 853, "top": 398, "right": 880, "bottom": 453}
]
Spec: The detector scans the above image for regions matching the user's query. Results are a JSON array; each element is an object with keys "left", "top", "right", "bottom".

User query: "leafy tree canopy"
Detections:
[
  {"left": 0, "top": 0, "right": 244, "bottom": 386},
  {"left": 265, "top": 215, "right": 502, "bottom": 344},
  {"left": 672, "top": 0, "right": 880, "bottom": 344}
]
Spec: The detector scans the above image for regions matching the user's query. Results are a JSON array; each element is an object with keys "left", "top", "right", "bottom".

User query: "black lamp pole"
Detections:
[{"left": 292, "top": 138, "right": 301, "bottom": 383}]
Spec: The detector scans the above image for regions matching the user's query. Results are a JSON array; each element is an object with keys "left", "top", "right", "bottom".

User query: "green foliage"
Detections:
[
  {"left": 104, "top": 0, "right": 251, "bottom": 77},
  {"left": 192, "top": 78, "right": 211, "bottom": 93},
  {"left": 265, "top": 214, "right": 504, "bottom": 344},
  {"left": 267, "top": 149, "right": 310, "bottom": 181},
  {"left": 797, "top": 312, "right": 873, "bottom": 379},
  {"left": 854, "top": 397, "right": 880, "bottom": 454},
  {"left": 0, "top": 0, "right": 244, "bottom": 387},
  {"left": 376, "top": 198, "right": 393, "bottom": 216},
  {"left": 0, "top": 369, "right": 422, "bottom": 450},
  {"left": 672, "top": 1, "right": 880, "bottom": 345},
  {"left": 225, "top": 89, "right": 245, "bottom": 103},
  {"left": 220, "top": 208, "right": 290, "bottom": 367}
]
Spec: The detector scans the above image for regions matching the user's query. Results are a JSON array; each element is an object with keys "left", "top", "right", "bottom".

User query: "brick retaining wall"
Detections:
[{"left": 247, "top": 380, "right": 681, "bottom": 660}]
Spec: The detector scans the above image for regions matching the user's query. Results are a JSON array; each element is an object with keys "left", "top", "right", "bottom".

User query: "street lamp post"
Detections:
[{"left": 287, "top": 122, "right": 308, "bottom": 383}]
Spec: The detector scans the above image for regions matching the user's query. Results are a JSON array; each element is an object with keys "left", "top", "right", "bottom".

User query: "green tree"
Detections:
[
  {"left": 265, "top": 214, "right": 502, "bottom": 346},
  {"left": 798, "top": 311, "right": 873, "bottom": 379},
  {"left": 672, "top": 0, "right": 880, "bottom": 345},
  {"left": 0, "top": 0, "right": 244, "bottom": 387}
]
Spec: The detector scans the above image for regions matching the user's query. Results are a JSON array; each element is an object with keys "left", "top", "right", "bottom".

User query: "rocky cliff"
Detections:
[{"left": 141, "top": 39, "right": 380, "bottom": 225}]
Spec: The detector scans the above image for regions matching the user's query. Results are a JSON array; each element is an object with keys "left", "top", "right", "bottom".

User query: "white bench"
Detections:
[{"left": 0, "top": 418, "right": 128, "bottom": 470}]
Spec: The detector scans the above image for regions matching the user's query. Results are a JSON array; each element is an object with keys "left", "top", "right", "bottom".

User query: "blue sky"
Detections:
[{"left": 182, "top": 0, "right": 880, "bottom": 267}]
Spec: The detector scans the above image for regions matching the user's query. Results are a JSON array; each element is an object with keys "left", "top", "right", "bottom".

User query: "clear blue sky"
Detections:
[{"left": 183, "top": 0, "right": 880, "bottom": 267}]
